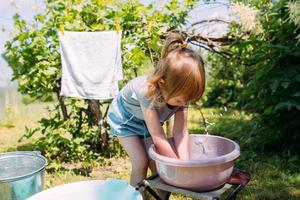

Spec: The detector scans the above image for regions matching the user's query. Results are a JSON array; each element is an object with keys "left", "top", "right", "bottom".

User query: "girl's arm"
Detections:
[
  {"left": 141, "top": 105, "right": 178, "bottom": 158},
  {"left": 173, "top": 110, "right": 189, "bottom": 160}
]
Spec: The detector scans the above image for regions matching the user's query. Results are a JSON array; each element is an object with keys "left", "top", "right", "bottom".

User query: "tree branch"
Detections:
[{"left": 189, "top": 19, "right": 232, "bottom": 28}]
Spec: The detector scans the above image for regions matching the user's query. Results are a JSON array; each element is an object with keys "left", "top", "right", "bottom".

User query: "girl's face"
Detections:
[
  {"left": 167, "top": 97, "right": 187, "bottom": 107},
  {"left": 158, "top": 78, "right": 187, "bottom": 106}
]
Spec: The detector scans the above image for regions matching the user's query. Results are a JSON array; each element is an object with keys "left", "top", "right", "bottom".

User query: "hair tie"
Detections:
[
  {"left": 180, "top": 36, "right": 189, "bottom": 49},
  {"left": 180, "top": 43, "right": 187, "bottom": 49}
]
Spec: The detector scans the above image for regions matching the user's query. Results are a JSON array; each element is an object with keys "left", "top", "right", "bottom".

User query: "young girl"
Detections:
[{"left": 107, "top": 32, "right": 205, "bottom": 198}]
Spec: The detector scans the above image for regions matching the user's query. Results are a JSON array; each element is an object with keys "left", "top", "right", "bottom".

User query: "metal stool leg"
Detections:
[
  {"left": 225, "top": 169, "right": 251, "bottom": 200},
  {"left": 225, "top": 184, "right": 243, "bottom": 200},
  {"left": 136, "top": 181, "right": 163, "bottom": 200},
  {"left": 145, "top": 186, "right": 162, "bottom": 200},
  {"left": 163, "top": 192, "right": 171, "bottom": 200}
]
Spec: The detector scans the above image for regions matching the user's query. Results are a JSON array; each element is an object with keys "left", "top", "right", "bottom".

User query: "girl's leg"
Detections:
[
  {"left": 143, "top": 137, "right": 158, "bottom": 175},
  {"left": 143, "top": 137, "right": 167, "bottom": 199},
  {"left": 119, "top": 136, "right": 149, "bottom": 199}
]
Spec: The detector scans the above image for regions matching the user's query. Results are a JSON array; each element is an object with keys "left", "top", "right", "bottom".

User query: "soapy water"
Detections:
[
  {"left": 192, "top": 141, "right": 214, "bottom": 160},
  {"left": 195, "top": 141, "right": 208, "bottom": 154},
  {"left": 191, "top": 138, "right": 227, "bottom": 160},
  {"left": 194, "top": 136, "right": 211, "bottom": 154}
]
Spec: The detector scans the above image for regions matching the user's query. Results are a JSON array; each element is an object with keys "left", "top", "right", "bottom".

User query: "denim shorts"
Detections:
[{"left": 107, "top": 94, "right": 150, "bottom": 138}]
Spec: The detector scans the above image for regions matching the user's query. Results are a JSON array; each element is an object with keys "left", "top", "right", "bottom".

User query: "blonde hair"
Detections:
[{"left": 146, "top": 32, "right": 206, "bottom": 106}]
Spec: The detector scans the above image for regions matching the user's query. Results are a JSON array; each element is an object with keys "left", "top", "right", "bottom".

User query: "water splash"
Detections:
[{"left": 199, "top": 107, "right": 215, "bottom": 135}]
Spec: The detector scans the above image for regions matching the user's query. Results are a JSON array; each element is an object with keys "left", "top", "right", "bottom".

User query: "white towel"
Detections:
[{"left": 59, "top": 31, "right": 122, "bottom": 100}]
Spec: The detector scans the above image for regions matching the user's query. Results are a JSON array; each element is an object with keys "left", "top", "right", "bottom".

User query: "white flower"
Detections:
[{"left": 230, "top": 3, "right": 261, "bottom": 33}]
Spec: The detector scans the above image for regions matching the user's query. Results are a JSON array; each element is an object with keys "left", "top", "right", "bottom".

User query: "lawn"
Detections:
[{"left": 0, "top": 101, "right": 299, "bottom": 200}]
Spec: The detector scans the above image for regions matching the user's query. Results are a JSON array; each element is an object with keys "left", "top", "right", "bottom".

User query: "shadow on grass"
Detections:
[
  {"left": 5, "top": 142, "right": 37, "bottom": 152},
  {"left": 46, "top": 165, "right": 93, "bottom": 177}
]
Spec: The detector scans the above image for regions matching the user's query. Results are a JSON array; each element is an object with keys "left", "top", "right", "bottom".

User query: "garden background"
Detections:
[{"left": 0, "top": 0, "right": 300, "bottom": 199}]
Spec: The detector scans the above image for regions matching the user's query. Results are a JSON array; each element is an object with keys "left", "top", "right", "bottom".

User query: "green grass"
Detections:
[
  {"left": 0, "top": 102, "right": 299, "bottom": 199},
  {"left": 0, "top": 102, "right": 52, "bottom": 152}
]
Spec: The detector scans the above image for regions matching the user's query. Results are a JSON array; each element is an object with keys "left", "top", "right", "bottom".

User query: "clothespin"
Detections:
[
  {"left": 59, "top": 24, "right": 65, "bottom": 35},
  {"left": 115, "top": 22, "right": 120, "bottom": 34},
  {"left": 180, "top": 43, "right": 187, "bottom": 49},
  {"left": 180, "top": 34, "right": 189, "bottom": 48}
]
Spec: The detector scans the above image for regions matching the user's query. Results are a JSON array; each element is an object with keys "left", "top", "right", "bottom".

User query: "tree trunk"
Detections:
[
  {"left": 87, "top": 100, "right": 101, "bottom": 125},
  {"left": 57, "top": 93, "right": 69, "bottom": 120},
  {"left": 87, "top": 100, "right": 103, "bottom": 150},
  {"left": 87, "top": 100, "right": 111, "bottom": 151}
]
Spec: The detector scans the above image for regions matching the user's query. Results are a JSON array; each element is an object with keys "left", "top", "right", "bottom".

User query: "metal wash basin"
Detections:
[{"left": 148, "top": 134, "right": 240, "bottom": 192}]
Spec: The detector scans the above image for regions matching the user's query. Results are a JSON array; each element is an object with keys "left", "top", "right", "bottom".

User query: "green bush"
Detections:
[{"left": 205, "top": 0, "right": 300, "bottom": 152}]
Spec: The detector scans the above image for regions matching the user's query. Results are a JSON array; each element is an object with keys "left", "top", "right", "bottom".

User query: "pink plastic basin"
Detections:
[{"left": 148, "top": 134, "right": 240, "bottom": 192}]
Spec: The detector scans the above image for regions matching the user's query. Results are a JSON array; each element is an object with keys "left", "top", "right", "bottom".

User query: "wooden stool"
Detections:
[{"left": 136, "top": 169, "right": 250, "bottom": 200}]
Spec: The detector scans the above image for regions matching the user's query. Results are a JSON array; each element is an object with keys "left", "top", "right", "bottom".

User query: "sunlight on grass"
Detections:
[{"left": 0, "top": 102, "right": 53, "bottom": 152}]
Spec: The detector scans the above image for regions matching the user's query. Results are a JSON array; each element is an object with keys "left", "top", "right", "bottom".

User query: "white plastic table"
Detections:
[{"left": 27, "top": 179, "right": 142, "bottom": 200}]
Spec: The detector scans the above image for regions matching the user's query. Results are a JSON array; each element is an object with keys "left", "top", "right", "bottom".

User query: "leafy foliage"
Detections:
[{"left": 205, "top": 0, "right": 300, "bottom": 152}]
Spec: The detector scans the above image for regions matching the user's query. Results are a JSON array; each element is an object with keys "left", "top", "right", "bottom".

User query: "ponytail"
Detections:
[
  {"left": 146, "top": 32, "right": 205, "bottom": 106},
  {"left": 161, "top": 32, "right": 186, "bottom": 59}
]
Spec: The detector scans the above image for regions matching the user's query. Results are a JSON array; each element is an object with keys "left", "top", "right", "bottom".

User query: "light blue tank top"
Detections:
[{"left": 120, "top": 75, "right": 187, "bottom": 123}]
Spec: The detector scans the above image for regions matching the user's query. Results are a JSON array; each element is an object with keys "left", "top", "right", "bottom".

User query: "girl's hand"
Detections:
[
  {"left": 173, "top": 110, "right": 189, "bottom": 160},
  {"left": 141, "top": 105, "right": 178, "bottom": 158}
]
